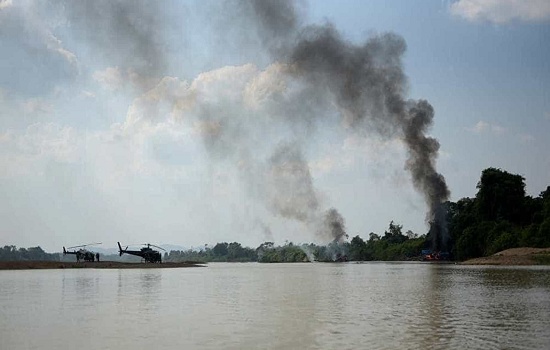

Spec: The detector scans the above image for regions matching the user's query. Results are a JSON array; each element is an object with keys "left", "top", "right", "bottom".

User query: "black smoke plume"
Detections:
[
  {"left": 243, "top": 1, "right": 450, "bottom": 246},
  {"left": 323, "top": 208, "right": 347, "bottom": 243}
]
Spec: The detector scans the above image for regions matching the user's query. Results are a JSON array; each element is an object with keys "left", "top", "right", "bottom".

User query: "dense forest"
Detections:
[{"left": 2, "top": 168, "right": 548, "bottom": 263}]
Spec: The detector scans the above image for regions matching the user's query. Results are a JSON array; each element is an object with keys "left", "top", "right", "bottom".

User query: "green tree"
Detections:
[
  {"left": 349, "top": 235, "right": 368, "bottom": 261},
  {"left": 476, "top": 168, "right": 526, "bottom": 224},
  {"left": 212, "top": 242, "right": 229, "bottom": 257},
  {"left": 486, "top": 221, "right": 518, "bottom": 255},
  {"left": 383, "top": 221, "right": 407, "bottom": 244}
]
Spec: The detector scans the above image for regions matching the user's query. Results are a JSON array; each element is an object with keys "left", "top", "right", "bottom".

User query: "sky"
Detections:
[{"left": 1, "top": 0, "right": 549, "bottom": 252}]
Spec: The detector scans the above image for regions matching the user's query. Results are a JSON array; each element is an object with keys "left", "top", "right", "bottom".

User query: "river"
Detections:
[{"left": 1, "top": 262, "right": 549, "bottom": 350}]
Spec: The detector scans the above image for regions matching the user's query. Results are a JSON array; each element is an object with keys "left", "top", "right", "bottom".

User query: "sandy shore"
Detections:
[
  {"left": 0, "top": 261, "right": 204, "bottom": 270},
  {"left": 461, "top": 247, "right": 550, "bottom": 265}
]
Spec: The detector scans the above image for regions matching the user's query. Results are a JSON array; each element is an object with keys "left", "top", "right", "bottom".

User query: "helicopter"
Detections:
[
  {"left": 117, "top": 242, "right": 165, "bottom": 263},
  {"left": 63, "top": 243, "right": 102, "bottom": 262}
]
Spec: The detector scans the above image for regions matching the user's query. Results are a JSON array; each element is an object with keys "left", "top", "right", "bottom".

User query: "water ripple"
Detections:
[{"left": 1, "top": 263, "right": 549, "bottom": 350}]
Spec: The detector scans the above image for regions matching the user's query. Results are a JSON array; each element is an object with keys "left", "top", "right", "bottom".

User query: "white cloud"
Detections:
[
  {"left": 309, "top": 156, "right": 337, "bottom": 174},
  {"left": 44, "top": 32, "right": 78, "bottom": 66},
  {"left": 472, "top": 120, "right": 486, "bottom": 132},
  {"left": 0, "top": 0, "right": 12, "bottom": 10},
  {"left": 0, "top": 121, "right": 201, "bottom": 249},
  {"left": 0, "top": 123, "right": 81, "bottom": 177},
  {"left": 81, "top": 90, "right": 96, "bottom": 98},
  {"left": 93, "top": 67, "right": 125, "bottom": 90},
  {"left": 451, "top": 0, "right": 550, "bottom": 23},
  {"left": 22, "top": 98, "right": 53, "bottom": 114},
  {"left": 92, "top": 66, "right": 160, "bottom": 92},
  {"left": 121, "top": 64, "right": 272, "bottom": 130},
  {"left": 469, "top": 120, "right": 506, "bottom": 134},
  {"left": 469, "top": 121, "right": 537, "bottom": 143},
  {"left": 18, "top": 2, "right": 78, "bottom": 67},
  {"left": 92, "top": 66, "right": 164, "bottom": 92},
  {"left": 243, "top": 63, "right": 290, "bottom": 110},
  {"left": 0, "top": 117, "right": 200, "bottom": 186},
  {"left": 0, "top": 0, "right": 78, "bottom": 96}
]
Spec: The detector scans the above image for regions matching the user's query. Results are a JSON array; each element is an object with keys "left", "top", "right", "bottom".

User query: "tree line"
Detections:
[
  {"left": 0, "top": 246, "right": 60, "bottom": 261},
  {"left": 161, "top": 220, "right": 426, "bottom": 263}
]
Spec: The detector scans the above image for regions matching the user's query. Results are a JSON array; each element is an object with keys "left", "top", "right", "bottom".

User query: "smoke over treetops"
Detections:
[{"left": 54, "top": 0, "right": 450, "bottom": 245}]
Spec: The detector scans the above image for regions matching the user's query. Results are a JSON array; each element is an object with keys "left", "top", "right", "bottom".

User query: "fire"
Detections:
[{"left": 422, "top": 250, "right": 450, "bottom": 261}]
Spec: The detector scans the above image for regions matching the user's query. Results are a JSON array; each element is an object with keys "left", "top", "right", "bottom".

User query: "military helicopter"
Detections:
[
  {"left": 117, "top": 242, "right": 165, "bottom": 263},
  {"left": 63, "top": 243, "right": 102, "bottom": 262}
]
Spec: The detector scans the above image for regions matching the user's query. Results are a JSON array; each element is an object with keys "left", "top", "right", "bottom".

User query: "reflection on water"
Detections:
[
  {"left": 1, "top": 263, "right": 549, "bottom": 350},
  {"left": 412, "top": 266, "right": 456, "bottom": 349},
  {"left": 116, "top": 270, "right": 162, "bottom": 315}
]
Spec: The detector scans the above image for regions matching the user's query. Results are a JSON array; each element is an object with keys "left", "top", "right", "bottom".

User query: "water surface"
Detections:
[{"left": 1, "top": 263, "right": 549, "bottom": 349}]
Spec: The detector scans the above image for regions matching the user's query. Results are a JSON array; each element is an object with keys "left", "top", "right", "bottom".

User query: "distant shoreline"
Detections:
[
  {"left": 4, "top": 248, "right": 550, "bottom": 269},
  {"left": 0, "top": 261, "right": 204, "bottom": 270},
  {"left": 461, "top": 247, "right": 550, "bottom": 266}
]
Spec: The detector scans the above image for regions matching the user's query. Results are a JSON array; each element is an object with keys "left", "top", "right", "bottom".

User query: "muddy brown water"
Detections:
[{"left": 1, "top": 262, "right": 549, "bottom": 350}]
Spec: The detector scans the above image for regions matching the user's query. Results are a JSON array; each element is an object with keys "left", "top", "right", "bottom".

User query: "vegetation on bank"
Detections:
[
  {"left": 163, "top": 168, "right": 550, "bottom": 263},
  {"left": 0, "top": 246, "right": 59, "bottom": 262},
  {"left": 446, "top": 168, "right": 550, "bottom": 261},
  {"left": 2, "top": 168, "right": 548, "bottom": 263},
  {"left": 161, "top": 221, "right": 426, "bottom": 263}
]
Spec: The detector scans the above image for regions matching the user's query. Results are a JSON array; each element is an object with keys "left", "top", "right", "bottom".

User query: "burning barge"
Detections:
[{"left": 421, "top": 249, "right": 450, "bottom": 262}]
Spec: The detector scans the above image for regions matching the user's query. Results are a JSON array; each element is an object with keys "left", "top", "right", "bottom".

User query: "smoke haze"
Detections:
[
  {"left": 94, "top": 0, "right": 449, "bottom": 244},
  {"left": 1, "top": 0, "right": 451, "bottom": 248}
]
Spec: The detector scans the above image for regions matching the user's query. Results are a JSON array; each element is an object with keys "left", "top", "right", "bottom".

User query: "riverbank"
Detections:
[
  {"left": 461, "top": 247, "right": 550, "bottom": 265},
  {"left": 0, "top": 261, "right": 204, "bottom": 270}
]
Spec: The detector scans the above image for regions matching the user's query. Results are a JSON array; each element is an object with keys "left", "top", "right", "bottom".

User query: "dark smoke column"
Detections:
[
  {"left": 237, "top": 0, "right": 451, "bottom": 247},
  {"left": 404, "top": 101, "right": 450, "bottom": 251},
  {"left": 286, "top": 27, "right": 450, "bottom": 249}
]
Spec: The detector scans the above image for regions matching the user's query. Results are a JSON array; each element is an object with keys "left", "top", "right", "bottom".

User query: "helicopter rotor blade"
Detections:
[
  {"left": 66, "top": 242, "right": 102, "bottom": 250},
  {"left": 141, "top": 243, "right": 166, "bottom": 252}
]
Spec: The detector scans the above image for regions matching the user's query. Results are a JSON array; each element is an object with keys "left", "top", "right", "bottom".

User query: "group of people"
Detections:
[{"left": 75, "top": 251, "right": 100, "bottom": 262}]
